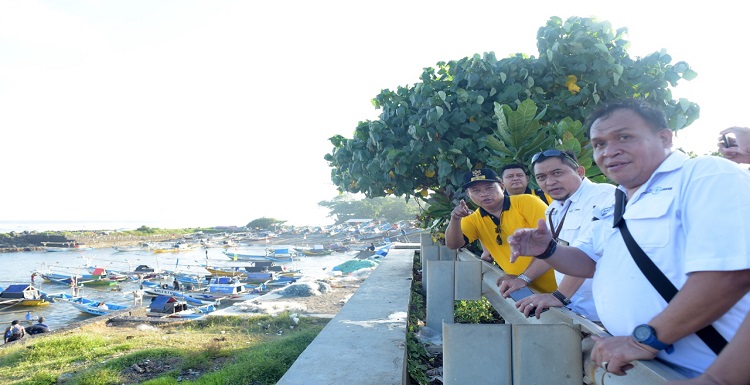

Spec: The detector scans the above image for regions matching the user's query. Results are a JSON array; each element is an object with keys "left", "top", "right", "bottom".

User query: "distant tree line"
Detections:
[{"left": 318, "top": 194, "right": 420, "bottom": 225}]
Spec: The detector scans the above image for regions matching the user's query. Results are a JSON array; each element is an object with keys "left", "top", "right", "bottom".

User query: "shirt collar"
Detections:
[
  {"left": 547, "top": 177, "right": 593, "bottom": 212},
  {"left": 479, "top": 196, "right": 511, "bottom": 224},
  {"left": 616, "top": 151, "right": 687, "bottom": 200}
]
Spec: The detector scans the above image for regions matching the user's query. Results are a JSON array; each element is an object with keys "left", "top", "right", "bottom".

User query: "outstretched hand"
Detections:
[
  {"left": 508, "top": 219, "right": 552, "bottom": 263},
  {"left": 451, "top": 199, "right": 474, "bottom": 220}
]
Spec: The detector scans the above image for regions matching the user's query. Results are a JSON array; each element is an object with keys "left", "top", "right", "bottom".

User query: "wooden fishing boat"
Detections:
[
  {"left": 41, "top": 242, "right": 93, "bottom": 252},
  {"left": 205, "top": 276, "right": 248, "bottom": 299},
  {"left": 65, "top": 297, "right": 129, "bottom": 316},
  {"left": 146, "top": 295, "right": 215, "bottom": 319},
  {"left": 222, "top": 249, "right": 296, "bottom": 263},
  {"left": 139, "top": 281, "right": 223, "bottom": 305},
  {"left": 294, "top": 246, "right": 333, "bottom": 256},
  {"left": 112, "top": 245, "right": 148, "bottom": 252},
  {"left": 0, "top": 284, "right": 49, "bottom": 307}
]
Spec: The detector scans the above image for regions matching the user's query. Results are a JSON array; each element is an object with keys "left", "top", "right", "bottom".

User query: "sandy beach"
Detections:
[{"left": 208, "top": 231, "right": 377, "bottom": 318}]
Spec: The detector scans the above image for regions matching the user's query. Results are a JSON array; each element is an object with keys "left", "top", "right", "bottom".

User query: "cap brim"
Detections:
[{"left": 462, "top": 179, "right": 500, "bottom": 190}]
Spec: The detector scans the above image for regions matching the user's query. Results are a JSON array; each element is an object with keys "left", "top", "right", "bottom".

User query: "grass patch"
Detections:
[{"left": 0, "top": 313, "right": 326, "bottom": 385}]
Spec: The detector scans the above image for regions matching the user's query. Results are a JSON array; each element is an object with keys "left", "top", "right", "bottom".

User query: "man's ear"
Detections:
[
  {"left": 576, "top": 166, "right": 585, "bottom": 179},
  {"left": 658, "top": 128, "right": 673, "bottom": 147}
]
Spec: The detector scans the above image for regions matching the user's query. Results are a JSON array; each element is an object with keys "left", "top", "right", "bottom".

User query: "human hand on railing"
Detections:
[
  {"left": 479, "top": 248, "right": 494, "bottom": 262},
  {"left": 590, "top": 335, "right": 657, "bottom": 376},
  {"left": 508, "top": 219, "right": 553, "bottom": 263},
  {"left": 497, "top": 276, "right": 526, "bottom": 297},
  {"left": 514, "top": 293, "right": 557, "bottom": 318}
]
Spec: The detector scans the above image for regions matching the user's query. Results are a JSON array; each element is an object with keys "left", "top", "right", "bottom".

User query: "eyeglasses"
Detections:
[
  {"left": 495, "top": 223, "right": 503, "bottom": 245},
  {"left": 530, "top": 149, "right": 579, "bottom": 167}
]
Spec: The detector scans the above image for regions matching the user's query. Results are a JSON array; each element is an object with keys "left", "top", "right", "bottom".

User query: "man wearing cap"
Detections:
[
  {"left": 499, "top": 150, "right": 614, "bottom": 321},
  {"left": 445, "top": 168, "right": 557, "bottom": 292},
  {"left": 479, "top": 163, "right": 552, "bottom": 262}
]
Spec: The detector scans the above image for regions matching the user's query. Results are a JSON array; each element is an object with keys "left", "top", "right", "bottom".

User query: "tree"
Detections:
[
  {"left": 325, "top": 16, "right": 698, "bottom": 234},
  {"left": 318, "top": 194, "right": 420, "bottom": 225},
  {"left": 246, "top": 217, "right": 286, "bottom": 230}
]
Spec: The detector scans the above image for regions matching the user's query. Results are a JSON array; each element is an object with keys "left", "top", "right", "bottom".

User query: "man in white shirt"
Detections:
[
  {"left": 508, "top": 99, "right": 750, "bottom": 377},
  {"left": 498, "top": 149, "right": 614, "bottom": 321}
]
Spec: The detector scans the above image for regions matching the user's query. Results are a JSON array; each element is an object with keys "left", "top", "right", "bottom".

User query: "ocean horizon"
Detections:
[{"left": 0, "top": 220, "right": 244, "bottom": 233}]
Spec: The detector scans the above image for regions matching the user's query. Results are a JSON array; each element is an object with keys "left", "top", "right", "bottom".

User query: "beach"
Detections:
[{"left": 1, "top": 226, "right": 401, "bottom": 325}]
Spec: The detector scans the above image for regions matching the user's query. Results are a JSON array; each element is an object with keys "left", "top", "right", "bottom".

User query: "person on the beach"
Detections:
[
  {"left": 4, "top": 320, "right": 25, "bottom": 343},
  {"left": 26, "top": 316, "right": 50, "bottom": 335}
]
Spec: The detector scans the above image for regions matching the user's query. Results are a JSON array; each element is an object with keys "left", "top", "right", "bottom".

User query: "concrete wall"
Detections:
[{"left": 276, "top": 244, "right": 418, "bottom": 385}]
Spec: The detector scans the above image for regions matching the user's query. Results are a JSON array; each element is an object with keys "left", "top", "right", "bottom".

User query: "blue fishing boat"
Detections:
[
  {"left": 205, "top": 276, "right": 247, "bottom": 299},
  {"left": 139, "top": 281, "right": 223, "bottom": 305},
  {"left": 146, "top": 295, "right": 214, "bottom": 319},
  {"left": 222, "top": 248, "right": 296, "bottom": 263},
  {"left": 65, "top": 297, "right": 129, "bottom": 316}
]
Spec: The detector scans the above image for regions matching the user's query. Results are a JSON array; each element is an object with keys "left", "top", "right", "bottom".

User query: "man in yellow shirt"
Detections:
[{"left": 445, "top": 168, "right": 557, "bottom": 292}]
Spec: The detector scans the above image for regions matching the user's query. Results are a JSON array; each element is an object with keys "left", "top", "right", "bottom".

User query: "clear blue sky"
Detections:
[{"left": 0, "top": 1, "right": 744, "bottom": 228}]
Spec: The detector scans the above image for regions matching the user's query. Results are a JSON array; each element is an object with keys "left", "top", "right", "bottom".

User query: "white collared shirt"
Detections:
[
  {"left": 573, "top": 152, "right": 750, "bottom": 373},
  {"left": 546, "top": 178, "right": 615, "bottom": 321}
]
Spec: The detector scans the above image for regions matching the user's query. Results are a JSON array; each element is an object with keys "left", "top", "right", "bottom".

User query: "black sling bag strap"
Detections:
[{"left": 613, "top": 189, "right": 727, "bottom": 355}]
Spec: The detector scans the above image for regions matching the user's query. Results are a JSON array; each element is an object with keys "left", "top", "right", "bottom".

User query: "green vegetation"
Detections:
[
  {"left": 0, "top": 314, "right": 326, "bottom": 385},
  {"left": 318, "top": 193, "right": 421, "bottom": 225},
  {"left": 246, "top": 217, "right": 286, "bottom": 230},
  {"left": 454, "top": 299, "right": 502, "bottom": 324},
  {"left": 407, "top": 252, "right": 500, "bottom": 385},
  {"left": 407, "top": 254, "right": 433, "bottom": 385},
  {"left": 325, "top": 16, "right": 698, "bottom": 235}
]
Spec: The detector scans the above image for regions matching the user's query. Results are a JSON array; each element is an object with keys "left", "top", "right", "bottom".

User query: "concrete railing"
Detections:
[{"left": 420, "top": 233, "right": 687, "bottom": 384}]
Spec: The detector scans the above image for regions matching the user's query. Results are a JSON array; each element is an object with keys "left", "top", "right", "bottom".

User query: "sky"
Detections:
[{"left": 1, "top": 1, "right": 746, "bottom": 230}]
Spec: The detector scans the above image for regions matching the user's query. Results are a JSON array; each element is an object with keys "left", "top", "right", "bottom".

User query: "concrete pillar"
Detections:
[
  {"left": 426, "top": 260, "right": 454, "bottom": 331},
  {"left": 421, "top": 245, "right": 440, "bottom": 291},
  {"left": 512, "top": 324, "right": 582, "bottom": 384},
  {"left": 443, "top": 323, "right": 512, "bottom": 385},
  {"left": 420, "top": 233, "right": 434, "bottom": 271},
  {"left": 439, "top": 245, "right": 457, "bottom": 261},
  {"left": 454, "top": 260, "right": 482, "bottom": 301}
]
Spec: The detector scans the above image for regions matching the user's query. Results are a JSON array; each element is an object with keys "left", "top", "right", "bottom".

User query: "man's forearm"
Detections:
[
  {"left": 556, "top": 275, "right": 586, "bottom": 299},
  {"left": 543, "top": 245, "right": 596, "bottom": 278},
  {"left": 650, "top": 269, "right": 750, "bottom": 345},
  {"left": 521, "top": 259, "right": 553, "bottom": 281},
  {"left": 445, "top": 218, "right": 466, "bottom": 249}
]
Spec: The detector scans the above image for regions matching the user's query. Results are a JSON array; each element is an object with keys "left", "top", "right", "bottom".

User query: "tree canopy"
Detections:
[
  {"left": 318, "top": 194, "right": 420, "bottom": 225},
  {"left": 246, "top": 217, "right": 286, "bottom": 230},
  {"left": 324, "top": 16, "right": 698, "bottom": 233}
]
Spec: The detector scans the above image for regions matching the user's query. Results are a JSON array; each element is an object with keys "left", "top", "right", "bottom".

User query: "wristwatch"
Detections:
[{"left": 632, "top": 324, "right": 674, "bottom": 354}]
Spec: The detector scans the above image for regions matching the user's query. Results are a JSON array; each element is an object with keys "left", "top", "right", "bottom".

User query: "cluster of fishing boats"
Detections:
[{"left": 1, "top": 258, "right": 303, "bottom": 320}]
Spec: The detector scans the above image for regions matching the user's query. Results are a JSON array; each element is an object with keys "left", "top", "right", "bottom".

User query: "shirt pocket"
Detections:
[{"left": 622, "top": 192, "right": 674, "bottom": 248}]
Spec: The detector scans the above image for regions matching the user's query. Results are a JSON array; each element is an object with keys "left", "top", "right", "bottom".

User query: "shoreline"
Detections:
[{"left": 0, "top": 227, "right": 414, "bottom": 254}]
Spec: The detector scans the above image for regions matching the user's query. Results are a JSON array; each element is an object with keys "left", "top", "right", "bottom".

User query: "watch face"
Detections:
[{"left": 633, "top": 325, "right": 652, "bottom": 341}]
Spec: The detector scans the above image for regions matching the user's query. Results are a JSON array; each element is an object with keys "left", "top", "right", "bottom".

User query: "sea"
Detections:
[
  {"left": 0, "top": 223, "right": 366, "bottom": 331},
  {"left": 0, "top": 220, "right": 228, "bottom": 234}
]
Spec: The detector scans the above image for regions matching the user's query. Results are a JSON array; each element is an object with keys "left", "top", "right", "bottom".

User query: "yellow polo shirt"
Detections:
[{"left": 461, "top": 194, "right": 557, "bottom": 292}]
